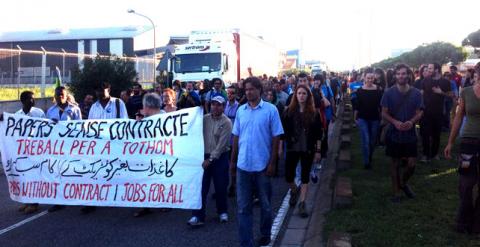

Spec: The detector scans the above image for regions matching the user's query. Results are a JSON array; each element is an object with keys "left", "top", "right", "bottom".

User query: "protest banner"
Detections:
[{"left": 0, "top": 107, "right": 204, "bottom": 209}]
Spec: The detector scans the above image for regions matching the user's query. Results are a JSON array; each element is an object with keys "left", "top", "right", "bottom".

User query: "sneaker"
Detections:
[
  {"left": 257, "top": 236, "right": 271, "bottom": 246},
  {"left": 80, "top": 206, "right": 96, "bottom": 215},
  {"left": 187, "top": 216, "right": 204, "bottom": 227},
  {"left": 133, "top": 208, "right": 151, "bottom": 217},
  {"left": 401, "top": 185, "right": 416, "bottom": 199},
  {"left": 219, "top": 213, "right": 228, "bottom": 223},
  {"left": 298, "top": 202, "right": 308, "bottom": 218},
  {"left": 24, "top": 204, "right": 39, "bottom": 214},
  {"left": 47, "top": 205, "right": 65, "bottom": 213},
  {"left": 289, "top": 187, "right": 299, "bottom": 207}
]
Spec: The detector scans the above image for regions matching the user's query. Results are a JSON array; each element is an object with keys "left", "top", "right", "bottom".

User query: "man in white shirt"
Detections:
[
  {"left": 15, "top": 91, "right": 45, "bottom": 214},
  {"left": 88, "top": 82, "right": 128, "bottom": 120},
  {"left": 82, "top": 82, "right": 128, "bottom": 214}
]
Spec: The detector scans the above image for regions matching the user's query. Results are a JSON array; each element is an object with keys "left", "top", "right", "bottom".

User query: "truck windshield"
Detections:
[{"left": 174, "top": 53, "right": 222, "bottom": 73}]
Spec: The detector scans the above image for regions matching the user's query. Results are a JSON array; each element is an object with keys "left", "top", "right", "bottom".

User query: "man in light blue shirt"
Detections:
[
  {"left": 45, "top": 86, "right": 82, "bottom": 213},
  {"left": 46, "top": 86, "right": 82, "bottom": 122},
  {"left": 231, "top": 77, "right": 284, "bottom": 247}
]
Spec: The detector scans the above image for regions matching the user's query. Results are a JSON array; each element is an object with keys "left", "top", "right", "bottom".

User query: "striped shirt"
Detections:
[
  {"left": 88, "top": 97, "right": 128, "bottom": 120},
  {"left": 15, "top": 107, "right": 46, "bottom": 118},
  {"left": 46, "top": 103, "right": 82, "bottom": 121}
]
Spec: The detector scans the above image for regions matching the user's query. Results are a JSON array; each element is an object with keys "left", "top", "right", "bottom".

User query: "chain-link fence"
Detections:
[{"left": 0, "top": 48, "right": 156, "bottom": 101}]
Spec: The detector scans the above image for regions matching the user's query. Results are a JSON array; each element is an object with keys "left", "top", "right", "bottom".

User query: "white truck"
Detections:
[
  {"left": 171, "top": 29, "right": 280, "bottom": 85},
  {"left": 310, "top": 62, "right": 327, "bottom": 77}
]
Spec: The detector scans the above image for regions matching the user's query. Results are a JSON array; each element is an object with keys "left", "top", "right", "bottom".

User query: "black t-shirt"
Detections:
[
  {"left": 356, "top": 88, "right": 383, "bottom": 120},
  {"left": 422, "top": 78, "right": 451, "bottom": 116},
  {"left": 236, "top": 88, "right": 247, "bottom": 105},
  {"left": 413, "top": 79, "right": 423, "bottom": 90},
  {"left": 286, "top": 89, "right": 323, "bottom": 109},
  {"left": 127, "top": 94, "right": 143, "bottom": 119}
]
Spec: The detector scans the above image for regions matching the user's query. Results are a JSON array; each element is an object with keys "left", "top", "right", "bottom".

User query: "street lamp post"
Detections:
[{"left": 127, "top": 9, "right": 156, "bottom": 86}]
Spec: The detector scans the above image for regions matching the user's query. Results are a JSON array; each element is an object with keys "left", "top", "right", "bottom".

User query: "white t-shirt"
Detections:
[
  {"left": 15, "top": 107, "right": 46, "bottom": 118},
  {"left": 88, "top": 97, "right": 128, "bottom": 120}
]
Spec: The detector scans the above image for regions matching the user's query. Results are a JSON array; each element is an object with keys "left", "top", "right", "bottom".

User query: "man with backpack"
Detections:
[{"left": 84, "top": 82, "right": 128, "bottom": 214}]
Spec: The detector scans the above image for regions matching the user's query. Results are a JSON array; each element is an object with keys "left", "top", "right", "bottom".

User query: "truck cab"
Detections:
[{"left": 171, "top": 30, "right": 239, "bottom": 86}]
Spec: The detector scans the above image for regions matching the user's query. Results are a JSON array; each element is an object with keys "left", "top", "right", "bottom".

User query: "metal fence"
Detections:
[{"left": 0, "top": 48, "right": 156, "bottom": 100}]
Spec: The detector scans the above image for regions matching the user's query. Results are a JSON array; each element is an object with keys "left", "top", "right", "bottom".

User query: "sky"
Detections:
[{"left": 1, "top": 0, "right": 479, "bottom": 70}]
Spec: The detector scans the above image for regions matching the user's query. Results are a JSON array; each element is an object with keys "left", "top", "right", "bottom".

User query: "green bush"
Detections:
[{"left": 68, "top": 55, "right": 137, "bottom": 101}]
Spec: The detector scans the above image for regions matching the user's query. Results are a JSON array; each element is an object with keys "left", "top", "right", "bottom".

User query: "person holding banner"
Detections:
[
  {"left": 45, "top": 86, "right": 82, "bottom": 212},
  {"left": 79, "top": 82, "right": 128, "bottom": 214},
  {"left": 231, "top": 77, "right": 284, "bottom": 247},
  {"left": 188, "top": 96, "right": 232, "bottom": 227},
  {"left": 46, "top": 86, "right": 82, "bottom": 122},
  {"left": 14, "top": 91, "right": 46, "bottom": 214},
  {"left": 133, "top": 92, "right": 164, "bottom": 217}
]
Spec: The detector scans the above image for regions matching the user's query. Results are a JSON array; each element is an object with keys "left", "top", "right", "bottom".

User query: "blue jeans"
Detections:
[
  {"left": 192, "top": 152, "right": 229, "bottom": 221},
  {"left": 236, "top": 168, "right": 272, "bottom": 247},
  {"left": 357, "top": 119, "right": 380, "bottom": 166}
]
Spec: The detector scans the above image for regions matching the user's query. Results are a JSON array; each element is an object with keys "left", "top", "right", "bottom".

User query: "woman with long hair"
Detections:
[
  {"left": 413, "top": 64, "right": 429, "bottom": 89},
  {"left": 386, "top": 69, "right": 395, "bottom": 88},
  {"left": 265, "top": 88, "right": 285, "bottom": 115},
  {"left": 282, "top": 84, "right": 322, "bottom": 217},
  {"left": 445, "top": 69, "right": 480, "bottom": 234},
  {"left": 464, "top": 69, "right": 476, "bottom": 88},
  {"left": 374, "top": 68, "right": 386, "bottom": 91},
  {"left": 355, "top": 68, "right": 383, "bottom": 169}
]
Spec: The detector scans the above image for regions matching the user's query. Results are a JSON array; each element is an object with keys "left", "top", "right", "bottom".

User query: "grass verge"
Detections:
[{"left": 324, "top": 127, "right": 480, "bottom": 247}]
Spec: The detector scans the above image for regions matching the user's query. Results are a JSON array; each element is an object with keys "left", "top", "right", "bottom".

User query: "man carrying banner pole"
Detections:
[
  {"left": 9, "top": 91, "right": 46, "bottom": 214},
  {"left": 132, "top": 92, "right": 163, "bottom": 217},
  {"left": 81, "top": 82, "right": 128, "bottom": 214},
  {"left": 188, "top": 96, "right": 232, "bottom": 227}
]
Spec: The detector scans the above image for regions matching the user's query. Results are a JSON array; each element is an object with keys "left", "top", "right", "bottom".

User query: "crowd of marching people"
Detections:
[{"left": 2, "top": 60, "right": 480, "bottom": 246}]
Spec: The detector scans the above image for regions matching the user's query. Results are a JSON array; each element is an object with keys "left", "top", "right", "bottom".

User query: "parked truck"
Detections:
[{"left": 170, "top": 29, "right": 280, "bottom": 85}]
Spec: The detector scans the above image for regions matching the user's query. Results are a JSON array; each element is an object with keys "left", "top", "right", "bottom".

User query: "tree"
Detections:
[
  {"left": 462, "top": 29, "right": 480, "bottom": 47},
  {"left": 69, "top": 55, "right": 137, "bottom": 101},
  {"left": 372, "top": 42, "right": 467, "bottom": 70}
]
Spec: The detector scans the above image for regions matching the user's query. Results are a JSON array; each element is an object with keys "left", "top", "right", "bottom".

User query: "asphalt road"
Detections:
[{"left": 0, "top": 167, "right": 289, "bottom": 247}]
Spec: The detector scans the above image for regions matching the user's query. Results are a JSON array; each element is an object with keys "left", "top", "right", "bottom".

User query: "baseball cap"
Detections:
[{"left": 211, "top": 96, "right": 225, "bottom": 104}]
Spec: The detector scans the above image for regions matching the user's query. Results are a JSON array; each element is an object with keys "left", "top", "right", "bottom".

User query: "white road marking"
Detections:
[
  {"left": 0, "top": 210, "right": 48, "bottom": 236},
  {"left": 268, "top": 189, "right": 291, "bottom": 247}
]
